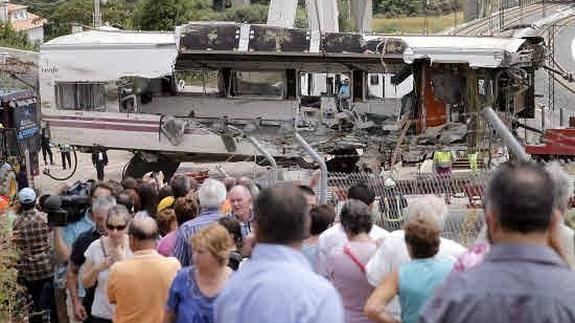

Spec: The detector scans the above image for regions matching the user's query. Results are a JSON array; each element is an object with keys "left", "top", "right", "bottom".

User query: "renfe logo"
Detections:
[{"left": 41, "top": 59, "right": 59, "bottom": 75}]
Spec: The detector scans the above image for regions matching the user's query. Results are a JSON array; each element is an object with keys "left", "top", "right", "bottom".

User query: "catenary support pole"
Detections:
[{"left": 295, "top": 132, "right": 327, "bottom": 204}]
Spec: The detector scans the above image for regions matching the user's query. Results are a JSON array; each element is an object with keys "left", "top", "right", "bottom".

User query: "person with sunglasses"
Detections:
[{"left": 82, "top": 205, "right": 132, "bottom": 323}]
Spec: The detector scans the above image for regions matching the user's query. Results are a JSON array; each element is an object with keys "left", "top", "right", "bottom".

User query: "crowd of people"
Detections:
[{"left": 6, "top": 159, "right": 575, "bottom": 323}]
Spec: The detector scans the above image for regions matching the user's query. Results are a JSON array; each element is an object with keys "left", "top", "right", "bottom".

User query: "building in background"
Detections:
[{"left": 0, "top": 1, "right": 46, "bottom": 45}]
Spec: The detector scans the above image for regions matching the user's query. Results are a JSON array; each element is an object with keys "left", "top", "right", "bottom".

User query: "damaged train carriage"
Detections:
[{"left": 38, "top": 23, "right": 544, "bottom": 177}]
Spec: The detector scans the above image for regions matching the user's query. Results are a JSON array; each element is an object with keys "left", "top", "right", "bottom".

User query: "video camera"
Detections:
[{"left": 42, "top": 181, "right": 92, "bottom": 227}]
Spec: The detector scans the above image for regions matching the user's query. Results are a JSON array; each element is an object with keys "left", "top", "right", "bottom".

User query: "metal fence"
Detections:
[
  {"left": 327, "top": 170, "right": 490, "bottom": 247},
  {"left": 255, "top": 160, "right": 575, "bottom": 248}
]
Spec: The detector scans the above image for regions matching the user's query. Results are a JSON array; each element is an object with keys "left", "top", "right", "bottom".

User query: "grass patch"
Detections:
[{"left": 372, "top": 11, "right": 464, "bottom": 34}]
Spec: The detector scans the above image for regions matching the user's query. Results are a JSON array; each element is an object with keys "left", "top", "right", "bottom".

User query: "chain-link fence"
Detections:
[{"left": 327, "top": 170, "right": 490, "bottom": 247}]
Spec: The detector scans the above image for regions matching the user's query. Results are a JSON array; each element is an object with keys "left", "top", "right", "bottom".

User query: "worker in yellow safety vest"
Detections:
[
  {"left": 468, "top": 151, "right": 479, "bottom": 174},
  {"left": 433, "top": 150, "right": 456, "bottom": 176},
  {"left": 433, "top": 149, "right": 456, "bottom": 204}
]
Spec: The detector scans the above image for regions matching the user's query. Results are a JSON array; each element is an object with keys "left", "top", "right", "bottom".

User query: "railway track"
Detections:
[{"left": 452, "top": 1, "right": 569, "bottom": 36}]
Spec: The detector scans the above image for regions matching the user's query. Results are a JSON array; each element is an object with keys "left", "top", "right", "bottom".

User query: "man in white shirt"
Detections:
[
  {"left": 364, "top": 195, "right": 465, "bottom": 318},
  {"left": 316, "top": 184, "right": 388, "bottom": 276}
]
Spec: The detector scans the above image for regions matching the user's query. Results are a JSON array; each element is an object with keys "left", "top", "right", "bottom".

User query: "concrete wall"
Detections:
[{"left": 26, "top": 26, "right": 44, "bottom": 45}]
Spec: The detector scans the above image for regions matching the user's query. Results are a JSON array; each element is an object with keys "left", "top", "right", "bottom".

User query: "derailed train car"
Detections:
[{"left": 38, "top": 23, "right": 545, "bottom": 177}]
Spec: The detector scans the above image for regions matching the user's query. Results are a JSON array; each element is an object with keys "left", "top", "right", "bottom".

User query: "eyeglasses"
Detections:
[{"left": 106, "top": 224, "right": 127, "bottom": 231}]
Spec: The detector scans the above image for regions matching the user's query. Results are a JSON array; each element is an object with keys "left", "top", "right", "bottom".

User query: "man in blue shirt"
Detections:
[
  {"left": 338, "top": 79, "right": 351, "bottom": 110},
  {"left": 214, "top": 185, "right": 345, "bottom": 323},
  {"left": 421, "top": 161, "right": 575, "bottom": 323}
]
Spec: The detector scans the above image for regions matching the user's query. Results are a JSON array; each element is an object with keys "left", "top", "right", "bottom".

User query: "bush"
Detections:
[
  {"left": 0, "top": 25, "right": 36, "bottom": 51},
  {"left": 0, "top": 216, "right": 29, "bottom": 321},
  {"left": 218, "top": 4, "right": 268, "bottom": 24}
]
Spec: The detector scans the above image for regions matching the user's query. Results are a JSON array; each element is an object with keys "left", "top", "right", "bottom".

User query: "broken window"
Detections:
[
  {"left": 174, "top": 69, "right": 220, "bottom": 95},
  {"left": 55, "top": 82, "right": 105, "bottom": 110},
  {"left": 232, "top": 71, "right": 285, "bottom": 98}
]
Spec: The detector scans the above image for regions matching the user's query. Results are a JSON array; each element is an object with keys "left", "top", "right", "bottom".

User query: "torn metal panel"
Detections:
[
  {"left": 248, "top": 25, "right": 310, "bottom": 53},
  {"left": 322, "top": 32, "right": 366, "bottom": 54},
  {"left": 179, "top": 23, "right": 240, "bottom": 51}
]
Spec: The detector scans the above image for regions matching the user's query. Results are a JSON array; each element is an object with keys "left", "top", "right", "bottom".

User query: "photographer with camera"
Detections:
[
  {"left": 50, "top": 182, "right": 113, "bottom": 322},
  {"left": 12, "top": 188, "right": 57, "bottom": 323}
]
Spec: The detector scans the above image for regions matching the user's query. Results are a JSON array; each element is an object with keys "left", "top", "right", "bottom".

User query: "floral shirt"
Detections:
[{"left": 452, "top": 243, "right": 490, "bottom": 272}]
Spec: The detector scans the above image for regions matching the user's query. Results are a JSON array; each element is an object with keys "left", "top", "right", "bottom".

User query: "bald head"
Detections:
[{"left": 129, "top": 216, "right": 159, "bottom": 242}]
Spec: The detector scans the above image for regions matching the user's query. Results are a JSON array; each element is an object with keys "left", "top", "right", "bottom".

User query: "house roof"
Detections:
[
  {"left": 7, "top": 3, "right": 27, "bottom": 12},
  {"left": 12, "top": 12, "right": 45, "bottom": 31},
  {"left": 6, "top": 3, "right": 46, "bottom": 31}
]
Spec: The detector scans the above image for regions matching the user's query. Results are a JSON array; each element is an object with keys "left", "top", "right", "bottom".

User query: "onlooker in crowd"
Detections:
[
  {"left": 545, "top": 162, "right": 575, "bottom": 261},
  {"left": 120, "top": 177, "right": 138, "bottom": 191},
  {"left": 365, "top": 195, "right": 464, "bottom": 319},
  {"left": 421, "top": 161, "right": 575, "bottom": 322},
  {"left": 317, "top": 184, "right": 388, "bottom": 276},
  {"left": 326, "top": 200, "right": 377, "bottom": 323},
  {"left": 228, "top": 185, "right": 254, "bottom": 237},
  {"left": 170, "top": 174, "right": 196, "bottom": 199},
  {"left": 123, "top": 189, "right": 141, "bottom": 213},
  {"left": 173, "top": 196, "right": 199, "bottom": 226},
  {"left": 453, "top": 162, "right": 575, "bottom": 272},
  {"left": 218, "top": 217, "right": 244, "bottom": 270},
  {"left": 157, "top": 196, "right": 175, "bottom": 214},
  {"left": 299, "top": 185, "right": 318, "bottom": 209},
  {"left": 108, "top": 216, "right": 180, "bottom": 323},
  {"left": 67, "top": 196, "right": 116, "bottom": 322},
  {"left": 137, "top": 182, "right": 157, "bottom": 216},
  {"left": 214, "top": 185, "right": 345, "bottom": 323},
  {"left": 165, "top": 224, "right": 233, "bottom": 323},
  {"left": 364, "top": 215, "right": 454, "bottom": 323},
  {"left": 106, "top": 180, "right": 123, "bottom": 197},
  {"left": 82, "top": 206, "right": 132, "bottom": 323},
  {"left": 115, "top": 190, "right": 134, "bottom": 214},
  {"left": 302, "top": 205, "right": 336, "bottom": 269},
  {"left": 172, "top": 179, "right": 227, "bottom": 266},
  {"left": 157, "top": 209, "right": 179, "bottom": 257},
  {"left": 54, "top": 182, "right": 114, "bottom": 323},
  {"left": 12, "top": 188, "right": 56, "bottom": 323},
  {"left": 91, "top": 148, "right": 109, "bottom": 181},
  {"left": 156, "top": 187, "right": 174, "bottom": 209}
]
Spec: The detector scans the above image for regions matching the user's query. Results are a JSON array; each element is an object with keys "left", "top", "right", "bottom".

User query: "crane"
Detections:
[{"left": 267, "top": 0, "right": 372, "bottom": 33}]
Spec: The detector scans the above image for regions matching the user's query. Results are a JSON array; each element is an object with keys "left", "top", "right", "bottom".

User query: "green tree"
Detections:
[
  {"left": 134, "top": 0, "right": 178, "bottom": 31},
  {"left": 218, "top": 4, "right": 268, "bottom": 24},
  {"left": 176, "top": 0, "right": 219, "bottom": 24}
]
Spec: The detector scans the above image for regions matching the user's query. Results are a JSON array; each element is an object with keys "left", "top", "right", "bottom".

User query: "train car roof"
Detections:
[
  {"left": 41, "top": 30, "right": 176, "bottom": 49},
  {"left": 176, "top": 22, "right": 531, "bottom": 69}
]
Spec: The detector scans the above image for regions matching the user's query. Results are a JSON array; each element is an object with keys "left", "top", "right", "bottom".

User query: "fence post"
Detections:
[
  {"left": 246, "top": 135, "right": 278, "bottom": 186},
  {"left": 481, "top": 107, "right": 529, "bottom": 161},
  {"left": 295, "top": 132, "right": 328, "bottom": 204}
]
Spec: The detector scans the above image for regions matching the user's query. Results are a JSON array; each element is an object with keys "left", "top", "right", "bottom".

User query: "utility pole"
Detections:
[{"left": 93, "top": 0, "right": 102, "bottom": 28}]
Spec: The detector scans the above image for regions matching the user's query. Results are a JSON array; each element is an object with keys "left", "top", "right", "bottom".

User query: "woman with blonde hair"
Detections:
[
  {"left": 165, "top": 223, "right": 234, "bottom": 323},
  {"left": 82, "top": 205, "right": 132, "bottom": 323}
]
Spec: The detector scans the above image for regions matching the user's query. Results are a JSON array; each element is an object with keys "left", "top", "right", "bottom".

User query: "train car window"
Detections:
[{"left": 55, "top": 82, "right": 105, "bottom": 111}]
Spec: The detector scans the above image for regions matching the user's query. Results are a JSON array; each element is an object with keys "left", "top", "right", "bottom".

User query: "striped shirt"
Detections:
[
  {"left": 12, "top": 209, "right": 54, "bottom": 282},
  {"left": 172, "top": 209, "right": 224, "bottom": 266}
]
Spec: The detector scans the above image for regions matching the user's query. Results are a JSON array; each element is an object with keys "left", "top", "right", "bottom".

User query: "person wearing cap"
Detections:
[
  {"left": 12, "top": 188, "right": 57, "bottom": 323},
  {"left": 157, "top": 196, "right": 175, "bottom": 215}
]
